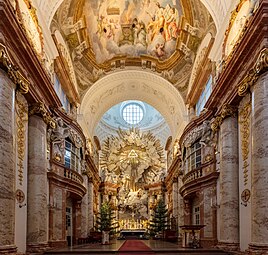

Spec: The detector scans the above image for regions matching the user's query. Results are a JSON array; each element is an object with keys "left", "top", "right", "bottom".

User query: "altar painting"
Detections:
[{"left": 84, "top": 0, "right": 183, "bottom": 63}]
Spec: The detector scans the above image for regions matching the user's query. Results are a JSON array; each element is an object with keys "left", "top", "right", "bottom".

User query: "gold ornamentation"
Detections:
[
  {"left": 210, "top": 104, "right": 236, "bottom": 132},
  {"left": 100, "top": 127, "right": 165, "bottom": 190},
  {"left": 254, "top": 48, "right": 268, "bottom": 74},
  {"left": 16, "top": 93, "right": 28, "bottom": 185},
  {"left": 238, "top": 48, "right": 268, "bottom": 96},
  {"left": 0, "top": 44, "right": 30, "bottom": 94},
  {"left": 223, "top": 0, "right": 250, "bottom": 58},
  {"left": 241, "top": 189, "right": 250, "bottom": 202},
  {"left": 204, "top": 154, "right": 213, "bottom": 163},
  {"left": 15, "top": 189, "right": 25, "bottom": 203},
  {"left": 211, "top": 116, "right": 223, "bottom": 132},
  {"left": 239, "top": 101, "right": 251, "bottom": 186},
  {"left": 220, "top": 104, "right": 236, "bottom": 119},
  {"left": 15, "top": 0, "right": 44, "bottom": 56},
  {"left": 29, "top": 102, "right": 56, "bottom": 128}
]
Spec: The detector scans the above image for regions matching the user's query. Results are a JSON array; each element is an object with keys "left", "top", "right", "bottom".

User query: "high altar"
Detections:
[{"left": 99, "top": 128, "right": 167, "bottom": 235}]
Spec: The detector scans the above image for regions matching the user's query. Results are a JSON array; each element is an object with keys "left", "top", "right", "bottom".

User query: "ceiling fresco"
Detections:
[
  {"left": 84, "top": 0, "right": 183, "bottom": 63},
  {"left": 52, "top": 0, "right": 215, "bottom": 100}
]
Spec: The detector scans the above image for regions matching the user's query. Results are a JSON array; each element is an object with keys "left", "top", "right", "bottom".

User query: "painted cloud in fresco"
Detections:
[{"left": 84, "top": 0, "right": 183, "bottom": 63}]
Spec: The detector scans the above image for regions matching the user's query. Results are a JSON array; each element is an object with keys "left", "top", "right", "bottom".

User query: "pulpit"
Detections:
[{"left": 179, "top": 225, "right": 205, "bottom": 248}]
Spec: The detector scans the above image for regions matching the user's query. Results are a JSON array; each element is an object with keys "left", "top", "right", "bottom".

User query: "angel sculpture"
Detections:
[
  {"left": 200, "top": 120, "right": 212, "bottom": 147},
  {"left": 49, "top": 117, "right": 70, "bottom": 162},
  {"left": 51, "top": 117, "right": 70, "bottom": 142}
]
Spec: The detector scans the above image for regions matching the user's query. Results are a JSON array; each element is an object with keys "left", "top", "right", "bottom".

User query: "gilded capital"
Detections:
[
  {"left": 238, "top": 48, "right": 268, "bottom": 97},
  {"left": 29, "top": 102, "right": 56, "bottom": 128},
  {"left": 254, "top": 48, "right": 268, "bottom": 75},
  {"left": 211, "top": 116, "right": 223, "bottom": 132},
  {"left": 0, "top": 44, "right": 29, "bottom": 94},
  {"left": 220, "top": 104, "right": 236, "bottom": 119}
]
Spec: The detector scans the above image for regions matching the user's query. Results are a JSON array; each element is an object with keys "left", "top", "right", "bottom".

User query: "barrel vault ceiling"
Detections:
[{"left": 34, "top": 0, "right": 234, "bottom": 140}]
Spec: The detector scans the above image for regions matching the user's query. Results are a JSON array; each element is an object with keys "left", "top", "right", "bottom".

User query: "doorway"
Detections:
[{"left": 66, "top": 207, "right": 72, "bottom": 246}]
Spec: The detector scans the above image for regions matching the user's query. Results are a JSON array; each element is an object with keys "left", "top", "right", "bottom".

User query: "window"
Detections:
[
  {"left": 122, "top": 103, "right": 144, "bottom": 124},
  {"left": 64, "top": 139, "right": 81, "bottom": 172},
  {"left": 54, "top": 75, "right": 70, "bottom": 113},
  {"left": 193, "top": 206, "right": 200, "bottom": 225},
  {"left": 186, "top": 141, "right": 201, "bottom": 172},
  {"left": 196, "top": 75, "right": 213, "bottom": 116}
]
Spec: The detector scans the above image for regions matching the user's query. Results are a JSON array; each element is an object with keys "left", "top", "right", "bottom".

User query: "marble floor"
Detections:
[{"left": 44, "top": 240, "right": 231, "bottom": 255}]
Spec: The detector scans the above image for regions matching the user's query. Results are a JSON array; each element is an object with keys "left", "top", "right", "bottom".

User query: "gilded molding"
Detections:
[
  {"left": 0, "top": 44, "right": 30, "bottom": 94},
  {"left": 15, "top": 92, "right": 28, "bottom": 185},
  {"left": 238, "top": 48, "right": 268, "bottom": 96},
  {"left": 29, "top": 102, "right": 56, "bottom": 128},
  {"left": 239, "top": 101, "right": 251, "bottom": 186}
]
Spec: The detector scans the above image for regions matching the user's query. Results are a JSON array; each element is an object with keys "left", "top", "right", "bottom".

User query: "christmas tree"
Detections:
[
  {"left": 149, "top": 199, "right": 169, "bottom": 238},
  {"left": 95, "top": 202, "right": 118, "bottom": 235}
]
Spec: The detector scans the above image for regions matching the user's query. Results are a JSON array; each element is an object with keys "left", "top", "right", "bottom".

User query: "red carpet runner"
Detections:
[{"left": 118, "top": 240, "right": 155, "bottom": 254}]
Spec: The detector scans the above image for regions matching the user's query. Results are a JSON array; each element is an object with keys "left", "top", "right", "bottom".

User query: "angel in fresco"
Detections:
[{"left": 164, "top": 7, "right": 180, "bottom": 41}]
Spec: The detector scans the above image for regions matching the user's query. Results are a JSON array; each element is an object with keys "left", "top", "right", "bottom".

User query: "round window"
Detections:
[{"left": 122, "top": 103, "right": 144, "bottom": 124}]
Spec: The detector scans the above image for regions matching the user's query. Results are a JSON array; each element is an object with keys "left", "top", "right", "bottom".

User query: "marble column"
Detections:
[
  {"left": 0, "top": 70, "right": 17, "bottom": 254},
  {"left": 81, "top": 176, "right": 89, "bottom": 238},
  {"left": 249, "top": 72, "right": 268, "bottom": 254},
  {"left": 27, "top": 115, "right": 48, "bottom": 253},
  {"left": 172, "top": 180, "right": 178, "bottom": 219},
  {"left": 87, "top": 181, "right": 94, "bottom": 232},
  {"left": 218, "top": 116, "right": 239, "bottom": 250}
]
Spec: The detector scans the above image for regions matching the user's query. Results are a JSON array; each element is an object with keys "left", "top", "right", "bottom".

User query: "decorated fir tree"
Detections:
[
  {"left": 149, "top": 199, "right": 169, "bottom": 238},
  {"left": 95, "top": 202, "right": 118, "bottom": 235}
]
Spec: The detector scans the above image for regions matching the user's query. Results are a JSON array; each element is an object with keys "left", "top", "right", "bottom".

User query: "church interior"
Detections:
[{"left": 0, "top": 0, "right": 267, "bottom": 254}]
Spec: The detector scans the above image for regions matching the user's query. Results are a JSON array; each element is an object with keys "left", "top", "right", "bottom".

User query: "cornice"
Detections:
[
  {"left": 205, "top": 0, "right": 268, "bottom": 112},
  {"left": 0, "top": 43, "right": 29, "bottom": 94},
  {"left": 0, "top": 0, "right": 61, "bottom": 107}
]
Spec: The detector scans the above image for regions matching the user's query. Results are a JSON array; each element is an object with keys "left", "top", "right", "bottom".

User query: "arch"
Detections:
[{"left": 79, "top": 70, "right": 187, "bottom": 140}]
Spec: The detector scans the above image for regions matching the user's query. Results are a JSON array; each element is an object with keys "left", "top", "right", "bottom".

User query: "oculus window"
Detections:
[{"left": 122, "top": 103, "right": 144, "bottom": 125}]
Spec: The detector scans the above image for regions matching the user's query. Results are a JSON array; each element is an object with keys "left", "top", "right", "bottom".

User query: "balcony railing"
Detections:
[
  {"left": 50, "top": 162, "right": 84, "bottom": 185},
  {"left": 64, "top": 168, "right": 83, "bottom": 184},
  {"left": 183, "top": 168, "right": 203, "bottom": 184},
  {"left": 182, "top": 163, "right": 214, "bottom": 184}
]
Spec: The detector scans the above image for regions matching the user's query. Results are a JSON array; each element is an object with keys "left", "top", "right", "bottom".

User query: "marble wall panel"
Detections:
[
  {"left": 251, "top": 73, "right": 268, "bottom": 247},
  {"left": 0, "top": 70, "right": 16, "bottom": 249}
]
